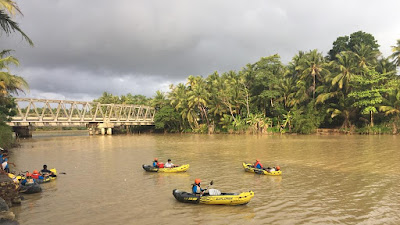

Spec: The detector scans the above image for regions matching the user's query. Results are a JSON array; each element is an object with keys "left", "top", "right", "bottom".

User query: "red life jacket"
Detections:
[
  {"left": 31, "top": 173, "right": 40, "bottom": 179},
  {"left": 254, "top": 162, "right": 263, "bottom": 168}
]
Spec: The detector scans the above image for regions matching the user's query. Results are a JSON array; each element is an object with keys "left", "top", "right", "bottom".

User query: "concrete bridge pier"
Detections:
[
  {"left": 13, "top": 126, "right": 33, "bottom": 138},
  {"left": 98, "top": 123, "right": 114, "bottom": 135},
  {"left": 100, "top": 127, "right": 113, "bottom": 135},
  {"left": 88, "top": 123, "right": 98, "bottom": 135}
]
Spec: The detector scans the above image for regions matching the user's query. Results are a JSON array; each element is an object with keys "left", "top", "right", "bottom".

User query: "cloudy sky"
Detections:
[{"left": 2, "top": 0, "right": 399, "bottom": 101}]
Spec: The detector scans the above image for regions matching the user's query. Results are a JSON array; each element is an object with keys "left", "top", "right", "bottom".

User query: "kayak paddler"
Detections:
[
  {"left": 192, "top": 179, "right": 205, "bottom": 195},
  {"left": 254, "top": 159, "right": 263, "bottom": 169}
]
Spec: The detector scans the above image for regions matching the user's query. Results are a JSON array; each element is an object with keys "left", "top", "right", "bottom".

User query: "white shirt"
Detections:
[{"left": 165, "top": 162, "right": 174, "bottom": 168}]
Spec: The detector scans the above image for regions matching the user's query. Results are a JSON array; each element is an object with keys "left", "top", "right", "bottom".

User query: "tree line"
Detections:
[{"left": 134, "top": 31, "right": 400, "bottom": 134}]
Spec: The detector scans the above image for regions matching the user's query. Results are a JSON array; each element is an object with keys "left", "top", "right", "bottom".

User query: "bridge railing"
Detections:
[{"left": 8, "top": 98, "right": 155, "bottom": 126}]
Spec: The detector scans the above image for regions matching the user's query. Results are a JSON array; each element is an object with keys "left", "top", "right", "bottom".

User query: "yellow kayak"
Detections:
[
  {"left": 15, "top": 168, "right": 58, "bottom": 182},
  {"left": 49, "top": 168, "right": 58, "bottom": 180},
  {"left": 142, "top": 164, "right": 189, "bottom": 173},
  {"left": 242, "top": 163, "right": 282, "bottom": 176},
  {"left": 173, "top": 189, "right": 254, "bottom": 205},
  {"left": 7, "top": 173, "right": 20, "bottom": 189}
]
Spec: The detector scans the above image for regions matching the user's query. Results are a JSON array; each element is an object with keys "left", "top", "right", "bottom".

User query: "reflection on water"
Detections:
[
  {"left": 32, "top": 130, "right": 88, "bottom": 138},
  {"left": 9, "top": 133, "right": 400, "bottom": 225}
]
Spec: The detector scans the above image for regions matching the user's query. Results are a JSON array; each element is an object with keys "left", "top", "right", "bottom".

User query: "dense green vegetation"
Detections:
[
  {"left": 95, "top": 31, "right": 400, "bottom": 135},
  {"left": 93, "top": 92, "right": 152, "bottom": 105},
  {"left": 0, "top": 0, "right": 31, "bottom": 147}
]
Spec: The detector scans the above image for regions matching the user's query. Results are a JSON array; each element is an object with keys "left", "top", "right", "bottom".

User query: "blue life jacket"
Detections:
[{"left": 192, "top": 185, "right": 203, "bottom": 194}]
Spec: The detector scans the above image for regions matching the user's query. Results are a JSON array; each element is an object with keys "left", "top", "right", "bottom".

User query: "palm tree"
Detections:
[
  {"left": 187, "top": 76, "right": 210, "bottom": 129},
  {"left": 151, "top": 90, "right": 168, "bottom": 111},
  {"left": 275, "top": 77, "right": 296, "bottom": 109},
  {"left": 169, "top": 83, "right": 194, "bottom": 130},
  {"left": 331, "top": 51, "right": 358, "bottom": 93},
  {"left": 282, "top": 111, "right": 292, "bottom": 132},
  {"left": 390, "top": 39, "right": 400, "bottom": 67},
  {"left": 317, "top": 91, "right": 354, "bottom": 129},
  {"left": 352, "top": 44, "right": 380, "bottom": 69},
  {"left": 0, "top": 0, "right": 21, "bottom": 14},
  {"left": 376, "top": 57, "right": 396, "bottom": 75},
  {"left": 288, "top": 51, "right": 305, "bottom": 78},
  {"left": 0, "top": 50, "right": 28, "bottom": 96},
  {"left": 0, "top": 0, "right": 33, "bottom": 45},
  {"left": 379, "top": 85, "right": 400, "bottom": 133},
  {"left": 296, "top": 50, "right": 331, "bottom": 99},
  {"left": 206, "top": 72, "right": 226, "bottom": 123}
]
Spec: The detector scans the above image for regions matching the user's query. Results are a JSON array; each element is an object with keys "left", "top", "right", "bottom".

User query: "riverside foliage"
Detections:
[
  {"left": 96, "top": 31, "right": 400, "bottom": 134},
  {"left": 1, "top": 0, "right": 31, "bottom": 147}
]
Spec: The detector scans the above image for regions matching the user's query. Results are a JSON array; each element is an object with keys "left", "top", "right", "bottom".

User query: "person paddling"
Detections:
[
  {"left": 192, "top": 179, "right": 205, "bottom": 195},
  {"left": 31, "top": 170, "right": 45, "bottom": 180},
  {"left": 254, "top": 159, "right": 263, "bottom": 169},
  {"left": 41, "top": 165, "right": 56, "bottom": 177},
  {"left": 152, "top": 158, "right": 159, "bottom": 168},
  {"left": 165, "top": 159, "right": 178, "bottom": 168},
  {"left": 21, "top": 172, "right": 36, "bottom": 186}
]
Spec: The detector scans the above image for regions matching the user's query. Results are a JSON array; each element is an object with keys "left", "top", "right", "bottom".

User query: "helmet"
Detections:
[
  {"left": 276, "top": 166, "right": 280, "bottom": 170},
  {"left": 154, "top": 158, "right": 158, "bottom": 161},
  {"left": 33, "top": 170, "right": 38, "bottom": 174},
  {"left": 195, "top": 179, "right": 201, "bottom": 184},
  {"left": 168, "top": 159, "right": 171, "bottom": 162},
  {"left": 256, "top": 159, "right": 260, "bottom": 162}
]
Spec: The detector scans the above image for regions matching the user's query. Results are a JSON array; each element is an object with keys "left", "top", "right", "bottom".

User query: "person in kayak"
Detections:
[
  {"left": 153, "top": 158, "right": 159, "bottom": 167},
  {"left": 266, "top": 165, "right": 281, "bottom": 172},
  {"left": 21, "top": 172, "right": 36, "bottom": 186},
  {"left": 41, "top": 165, "right": 56, "bottom": 177},
  {"left": 31, "top": 170, "right": 45, "bottom": 180},
  {"left": 254, "top": 159, "right": 263, "bottom": 169},
  {"left": 164, "top": 159, "right": 178, "bottom": 168},
  {"left": 192, "top": 179, "right": 205, "bottom": 195}
]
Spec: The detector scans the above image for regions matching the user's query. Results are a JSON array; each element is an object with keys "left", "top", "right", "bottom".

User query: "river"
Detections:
[{"left": 8, "top": 132, "right": 400, "bottom": 225}]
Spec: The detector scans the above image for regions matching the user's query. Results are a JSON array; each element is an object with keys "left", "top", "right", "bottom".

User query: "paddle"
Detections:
[{"left": 203, "top": 180, "right": 214, "bottom": 192}]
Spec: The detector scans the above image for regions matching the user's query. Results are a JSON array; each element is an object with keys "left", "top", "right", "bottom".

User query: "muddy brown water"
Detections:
[{"left": 8, "top": 132, "right": 400, "bottom": 224}]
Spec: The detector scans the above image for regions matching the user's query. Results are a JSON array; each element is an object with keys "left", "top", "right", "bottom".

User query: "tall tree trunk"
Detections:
[
  {"left": 370, "top": 111, "right": 374, "bottom": 127},
  {"left": 246, "top": 92, "right": 250, "bottom": 117},
  {"left": 313, "top": 74, "right": 316, "bottom": 99}
]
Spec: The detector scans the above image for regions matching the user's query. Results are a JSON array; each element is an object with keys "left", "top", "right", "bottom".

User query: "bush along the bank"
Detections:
[{"left": 0, "top": 125, "right": 13, "bottom": 149}]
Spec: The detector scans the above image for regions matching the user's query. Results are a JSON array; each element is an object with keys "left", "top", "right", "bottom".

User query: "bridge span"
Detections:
[{"left": 7, "top": 98, "right": 155, "bottom": 137}]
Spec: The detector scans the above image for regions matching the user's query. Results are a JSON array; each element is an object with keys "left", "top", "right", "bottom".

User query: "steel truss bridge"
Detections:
[{"left": 7, "top": 98, "right": 155, "bottom": 136}]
